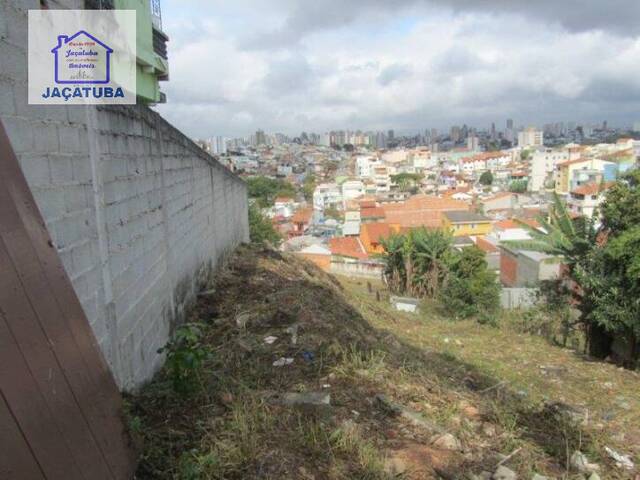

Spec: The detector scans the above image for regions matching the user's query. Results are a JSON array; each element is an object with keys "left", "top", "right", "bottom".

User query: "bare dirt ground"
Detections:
[{"left": 128, "top": 245, "right": 639, "bottom": 479}]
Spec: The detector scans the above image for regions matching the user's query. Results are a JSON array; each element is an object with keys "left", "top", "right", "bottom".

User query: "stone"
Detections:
[
  {"left": 272, "top": 357, "right": 294, "bottom": 367},
  {"left": 235, "top": 311, "right": 252, "bottom": 328},
  {"left": 276, "top": 391, "right": 330, "bottom": 407},
  {"left": 587, "top": 473, "right": 601, "bottom": 480},
  {"left": 384, "top": 456, "right": 407, "bottom": 476},
  {"left": 431, "top": 433, "right": 461, "bottom": 451},
  {"left": 482, "top": 422, "right": 497, "bottom": 437},
  {"left": 604, "top": 446, "right": 634, "bottom": 470},
  {"left": 570, "top": 451, "right": 600, "bottom": 474},
  {"left": 286, "top": 324, "right": 299, "bottom": 345},
  {"left": 459, "top": 401, "right": 480, "bottom": 418},
  {"left": 492, "top": 465, "right": 517, "bottom": 480}
]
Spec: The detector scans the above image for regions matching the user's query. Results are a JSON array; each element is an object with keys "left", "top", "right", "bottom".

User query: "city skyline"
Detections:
[{"left": 157, "top": 0, "right": 640, "bottom": 138}]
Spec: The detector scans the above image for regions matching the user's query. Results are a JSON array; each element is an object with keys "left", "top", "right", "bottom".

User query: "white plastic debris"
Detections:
[
  {"left": 264, "top": 336, "right": 278, "bottom": 345},
  {"left": 604, "top": 446, "right": 634, "bottom": 470},
  {"left": 272, "top": 357, "right": 294, "bottom": 367}
]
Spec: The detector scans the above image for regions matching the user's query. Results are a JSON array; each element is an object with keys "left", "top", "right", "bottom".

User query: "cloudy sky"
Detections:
[{"left": 156, "top": 0, "right": 640, "bottom": 138}]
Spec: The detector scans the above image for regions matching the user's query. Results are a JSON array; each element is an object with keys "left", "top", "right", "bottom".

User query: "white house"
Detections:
[
  {"left": 313, "top": 183, "right": 342, "bottom": 211},
  {"left": 341, "top": 180, "right": 365, "bottom": 205}
]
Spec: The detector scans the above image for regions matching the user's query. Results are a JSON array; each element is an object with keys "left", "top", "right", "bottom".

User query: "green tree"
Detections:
[
  {"left": 324, "top": 206, "right": 343, "bottom": 221},
  {"left": 509, "top": 179, "right": 528, "bottom": 193},
  {"left": 246, "top": 176, "right": 296, "bottom": 208},
  {"left": 440, "top": 246, "right": 500, "bottom": 322},
  {"left": 390, "top": 173, "right": 423, "bottom": 193},
  {"left": 479, "top": 171, "right": 493, "bottom": 186},
  {"left": 380, "top": 228, "right": 453, "bottom": 298},
  {"left": 586, "top": 170, "right": 640, "bottom": 365},
  {"left": 248, "top": 204, "right": 281, "bottom": 245},
  {"left": 302, "top": 174, "right": 316, "bottom": 202},
  {"left": 520, "top": 149, "right": 532, "bottom": 161},
  {"left": 507, "top": 194, "right": 604, "bottom": 356}
]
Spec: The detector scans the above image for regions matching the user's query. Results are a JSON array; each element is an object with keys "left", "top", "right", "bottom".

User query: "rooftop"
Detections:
[
  {"left": 444, "top": 211, "right": 491, "bottom": 224},
  {"left": 382, "top": 195, "right": 469, "bottom": 228},
  {"left": 570, "top": 182, "right": 614, "bottom": 196},
  {"left": 328, "top": 236, "right": 368, "bottom": 259}
]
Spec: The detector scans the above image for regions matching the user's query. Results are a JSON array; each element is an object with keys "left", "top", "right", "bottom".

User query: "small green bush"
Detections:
[
  {"left": 248, "top": 203, "right": 282, "bottom": 245},
  {"left": 158, "top": 323, "right": 211, "bottom": 395}
]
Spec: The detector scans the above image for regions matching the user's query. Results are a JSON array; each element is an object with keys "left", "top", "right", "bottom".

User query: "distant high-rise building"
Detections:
[
  {"left": 255, "top": 129, "right": 266, "bottom": 146},
  {"left": 467, "top": 136, "right": 479, "bottom": 151},
  {"left": 517, "top": 127, "right": 544, "bottom": 148},
  {"left": 211, "top": 136, "right": 227, "bottom": 155},
  {"left": 506, "top": 119, "right": 514, "bottom": 130},
  {"left": 490, "top": 122, "right": 497, "bottom": 141},
  {"left": 387, "top": 129, "right": 395, "bottom": 141},
  {"left": 450, "top": 126, "right": 461, "bottom": 143}
]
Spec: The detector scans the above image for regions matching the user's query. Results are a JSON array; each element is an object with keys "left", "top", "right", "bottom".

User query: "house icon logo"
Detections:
[{"left": 51, "top": 30, "right": 113, "bottom": 84}]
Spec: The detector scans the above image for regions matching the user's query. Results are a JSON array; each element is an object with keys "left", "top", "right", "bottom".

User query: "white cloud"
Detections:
[{"left": 156, "top": 0, "right": 640, "bottom": 137}]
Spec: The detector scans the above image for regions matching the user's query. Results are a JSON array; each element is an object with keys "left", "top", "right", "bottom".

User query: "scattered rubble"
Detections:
[
  {"left": 374, "top": 394, "right": 444, "bottom": 434},
  {"left": 530, "top": 474, "right": 548, "bottom": 480},
  {"left": 570, "top": 451, "right": 600, "bottom": 474},
  {"left": 272, "top": 391, "right": 330, "bottom": 407},
  {"left": 272, "top": 357, "right": 294, "bottom": 367},
  {"left": 604, "top": 446, "right": 634, "bottom": 470},
  {"left": 431, "top": 432, "right": 461, "bottom": 451},
  {"left": 492, "top": 465, "right": 517, "bottom": 480}
]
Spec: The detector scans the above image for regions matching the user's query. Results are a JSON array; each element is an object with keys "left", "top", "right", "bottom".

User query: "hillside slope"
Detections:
[{"left": 129, "top": 245, "right": 639, "bottom": 479}]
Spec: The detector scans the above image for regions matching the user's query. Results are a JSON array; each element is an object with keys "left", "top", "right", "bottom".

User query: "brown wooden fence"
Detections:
[{"left": 0, "top": 120, "right": 135, "bottom": 479}]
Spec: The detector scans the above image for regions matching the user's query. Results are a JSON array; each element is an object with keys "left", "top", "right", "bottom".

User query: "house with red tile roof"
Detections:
[
  {"left": 359, "top": 222, "right": 404, "bottom": 254},
  {"left": 328, "top": 236, "right": 369, "bottom": 260},
  {"left": 567, "top": 182, "right": 614, "bottom": 218},
  {"left": 381, "top": 194, "right": 468, "bottom": 229},
  {"left": 290, "top": 207, "right": 313, "bottom": 237}
]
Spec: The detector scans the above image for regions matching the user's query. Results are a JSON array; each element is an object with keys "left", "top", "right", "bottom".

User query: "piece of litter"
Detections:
[
  {"left": 264, "top": 336, "right": 278, "bottom": 344},
  {"left": 351, "top": 410, "right": 360, "bottom": 416},
  {"left": 604, "top": 446, "right": 634, "bottom": 470},
  {"left": 273, "top": 357, "right": 294, "bottom": 367},
  {"left": 286, "top": 324, "right": 299, "bottom": 345},
  {"left": 322, "top": 384, "right": 331, "bottom": 389},
  {"left": 302, "top": 351, "right": 315, "bottom": 362}
]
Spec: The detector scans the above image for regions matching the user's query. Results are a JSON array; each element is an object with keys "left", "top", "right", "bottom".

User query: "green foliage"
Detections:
[
  {"left": 515, "top": 280, "right": 578, "bottom": 347},
  {"left": 323, "top": 206, "right": 343, "bottom": 221},
  {"left": 507, "top": 178, "right": 640, "bottom": 365},
  {"left": 390, "top": 172, "right": 423, "bottom": 192},
  {"left": 248, "top": 203, "right": 281, "bottom": 245},
  {"left": 302, "top": 174, "right": 316, "bottom": 202},
  {"left": 599, "top": 169, "right": 640, "bottom": 232},
  {"left": 509, "top": 179, "right": 528, "bottom": 193},
  {"left": 380, "top": 228, "right": 454, "bottom": 298},
  {"left": 520, "top": 149, "right": 532, "bottom": 161},
  {"left": 246, "top": 176, "right": 296, "bottom": 208},
  {"left": 158, "top": 323, "right": 211, "bottom": 395},
  {"left": 585, "top": 170, "right": 640, "bottom": 364},
  {"left": 479, "top": 171, "right": 493, "bottom": 186},
  {"left": 440, "top": 246, "right": 500, "bottom": 322},
  {"left": 507, "top": 193, "right": 596, "bottom": 273},
  {"left": 380, "top": 231, "right": 499, "bottom": 322}
]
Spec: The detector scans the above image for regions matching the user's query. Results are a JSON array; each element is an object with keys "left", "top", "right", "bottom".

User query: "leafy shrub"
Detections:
[
  {"left": 249, "top": 203, "right": 282, "bottom": 245},
  {"left": 158, "top": 323, "right": 211, "bottom": 395},
  {"left": 439, "top": 246, "right": 500, "bottom": 322}
]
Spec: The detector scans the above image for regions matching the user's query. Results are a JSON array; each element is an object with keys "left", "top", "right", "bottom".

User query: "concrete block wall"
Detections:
[{"left": 0, "top": 1, "right": 249, "bottom": 390}]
